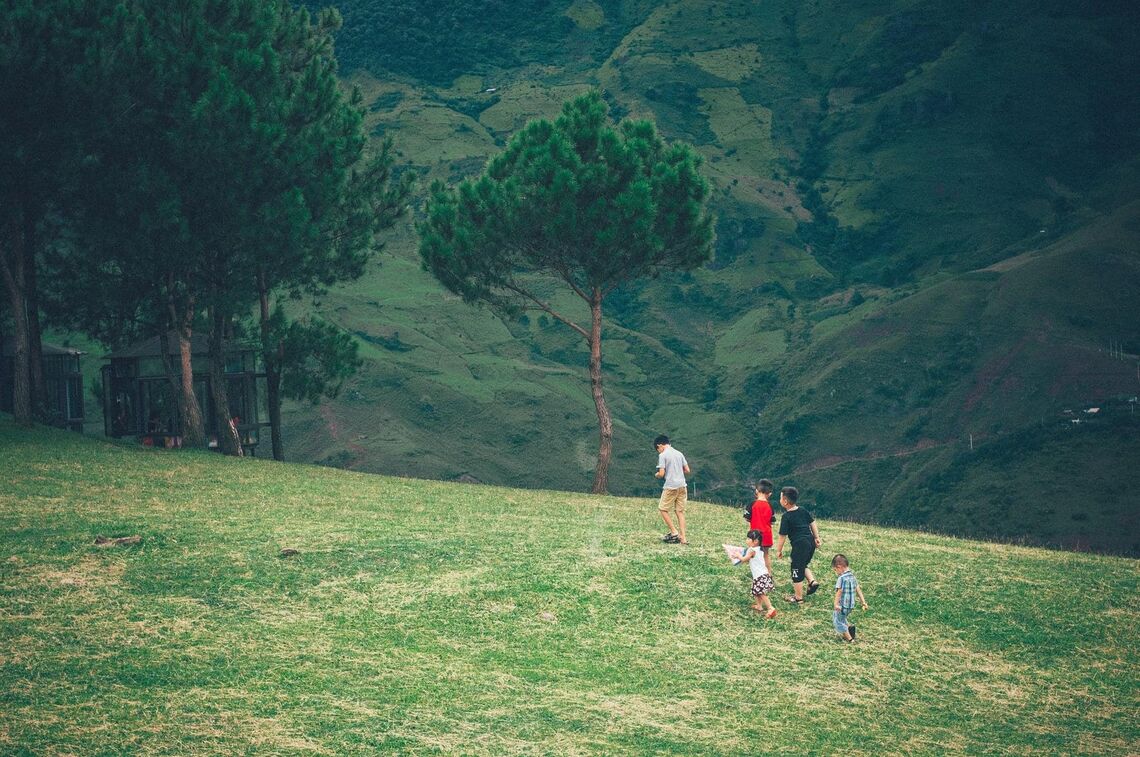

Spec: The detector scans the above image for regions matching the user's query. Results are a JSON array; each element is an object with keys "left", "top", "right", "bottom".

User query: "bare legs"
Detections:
[
  {"left": 659, "top": 509, "right": 688, "bottom": 543},
  {"left": 751, "top": 594, "right": 775, "bottom": 613}
]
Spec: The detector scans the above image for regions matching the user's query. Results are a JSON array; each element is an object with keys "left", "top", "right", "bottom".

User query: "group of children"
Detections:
[
  {"left": 727, "top": 480, "right": 868, "bottom": 642},
  {"left": 653, "top": 437, "right": 868, "bottom": 641}
]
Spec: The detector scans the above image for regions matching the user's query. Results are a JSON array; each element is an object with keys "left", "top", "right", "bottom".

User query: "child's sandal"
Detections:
[
  {"left": 784, "top": 595, "right": 804, "bottom": 604},
  {"left": 806, "top": 581, "right": 820, "bottom": 595}
]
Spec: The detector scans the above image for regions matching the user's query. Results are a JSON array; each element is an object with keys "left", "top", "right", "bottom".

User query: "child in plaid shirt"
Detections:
[{"left": 831, "top": 554, "right": 868, "bottom": 642}]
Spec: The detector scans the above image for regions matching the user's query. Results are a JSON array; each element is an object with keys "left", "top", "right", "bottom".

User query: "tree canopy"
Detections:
[
  {"left": 1, "top": 0, "right": 127, "bottom": 425},
  {"left": 15, "top": 0, "right": 407, "bottom": 456}
]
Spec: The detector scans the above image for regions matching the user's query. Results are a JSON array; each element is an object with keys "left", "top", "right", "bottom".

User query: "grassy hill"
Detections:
[
  {"left": 1, "top": 420, "right": 1137, "bottom": 754},
  {"left": 251, "top": 0, "right": 1140, "bottom": 554}
]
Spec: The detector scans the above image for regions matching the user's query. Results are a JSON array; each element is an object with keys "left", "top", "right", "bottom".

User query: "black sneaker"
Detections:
[
  {"left": 848, "top": 623, "right": 856, "bottom": 641},
  {"left": 662, "top": 533, "right": 681, "bottom": 543}
]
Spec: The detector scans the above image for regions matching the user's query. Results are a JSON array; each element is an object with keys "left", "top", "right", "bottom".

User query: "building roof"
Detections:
[{"left": 1, "top": 338, "right": 84, "bottom": 357}]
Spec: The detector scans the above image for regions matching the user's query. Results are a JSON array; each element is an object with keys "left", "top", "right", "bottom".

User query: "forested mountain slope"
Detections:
[{"left": 285, "top": 0, "right": 1140, "bottom": 553}]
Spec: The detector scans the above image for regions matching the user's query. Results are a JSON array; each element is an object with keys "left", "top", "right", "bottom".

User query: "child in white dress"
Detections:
[{"left": 727, "top": 529, "right": 777, "bottom": 619}]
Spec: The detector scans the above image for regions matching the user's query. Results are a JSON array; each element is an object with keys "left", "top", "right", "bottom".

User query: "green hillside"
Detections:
[
  {"left": 2, "top": 420, "right": 1137, "bottom": 754},
  {"left": 747, "top": 201, "right": 1140, "bottom": 554},
  {"left": 253, "top": 0, "right": 1140, "bottom": 554}
]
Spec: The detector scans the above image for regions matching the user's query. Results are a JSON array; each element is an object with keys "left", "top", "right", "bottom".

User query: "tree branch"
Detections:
[
  {"left": 502, "top": 281, "right": 589, "bottom": 340},
  {"left": 551, "top": 258, "right": 592, "bottom": 303}
]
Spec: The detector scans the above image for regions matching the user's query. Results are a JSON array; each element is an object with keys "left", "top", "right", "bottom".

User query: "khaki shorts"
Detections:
[{"left": 658, "top": 486, "right": 687, "bottom": 513}]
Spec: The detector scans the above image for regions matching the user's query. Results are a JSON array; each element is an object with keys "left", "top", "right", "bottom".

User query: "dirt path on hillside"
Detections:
[{"left": 794, "top": 437, "right": 953, "bottom": 475}]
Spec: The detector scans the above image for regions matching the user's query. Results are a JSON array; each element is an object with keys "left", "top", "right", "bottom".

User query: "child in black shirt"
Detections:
[{"left": 775, "top": 486, "right": 822, "bottom": 604}]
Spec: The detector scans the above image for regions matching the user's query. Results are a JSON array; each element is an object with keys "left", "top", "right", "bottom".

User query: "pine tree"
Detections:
[
  {"left": 1, "top": 0, "right": 120, "bottom": 425},
  {"left": 420, "top": 91, "right": 713, "bottom": 493}
]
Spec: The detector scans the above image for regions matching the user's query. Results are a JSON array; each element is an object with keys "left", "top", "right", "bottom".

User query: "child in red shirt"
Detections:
[{"left": 748, "top": 479, "right": 775, "bottom": 576}]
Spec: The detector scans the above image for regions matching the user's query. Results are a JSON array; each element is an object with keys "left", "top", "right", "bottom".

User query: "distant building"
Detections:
[
  {"left": 101, "top": 333, "right": 268, "bottom": 453},
  {"left": 0, "top": 339, "right": 85, "bottom": 432}
]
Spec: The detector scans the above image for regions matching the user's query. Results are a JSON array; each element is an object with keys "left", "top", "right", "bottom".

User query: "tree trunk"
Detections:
[
  {"left": 167, "top": 278, "right": 205, "bottom": 447},
  {"left": 257, "top": 271, "right": 285, "bottom": 461},
  {"left": 207, "top": 305, "right": 242, "bottom": 456},
  {"left": 23, "top": 212, "right": 46, "bottom": 422},
  {"left": 159, "top": 328, "right": 177, "bottom": 399},
  {"left": 588, "top": 288, "right": 612, "bottom": 494},
  {"left": 157, "top": 326, "right": 183, "bottom": 440},
  {"left": 176, "top": 325, "right": 205, "bottom": 446},
  {"left": 0, "top": 222, "right": 33, "bottom": 427}
]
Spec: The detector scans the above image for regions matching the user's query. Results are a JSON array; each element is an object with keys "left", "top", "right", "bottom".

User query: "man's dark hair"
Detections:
[
  {"left": 781, "top": 485, "right": 798, "bottom": 503},
  {"left": 653, "top": 434, "right": 670, "bottom": 446},
  {"left": 756, "top": 479, "right": 773, "bottom": 495},
  {"left": 832, "top": 553, "right": 849, "bottom": 568}
]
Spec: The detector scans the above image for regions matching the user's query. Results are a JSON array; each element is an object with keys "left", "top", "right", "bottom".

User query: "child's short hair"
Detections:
[
  {"left": 831, "top": 553, "right": 849, "bottom": 568},
  {"left": 755, "top": 479, "right": 773, "bottom": 495},
  {"left": 781, "top": 485, "right": 798, "bottom": 503},
  {"left": 746, "top": 529, "right": 763, "bottom": 542}
]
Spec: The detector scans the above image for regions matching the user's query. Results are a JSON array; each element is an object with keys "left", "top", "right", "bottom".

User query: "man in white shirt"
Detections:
[{"left": 654, "top": 434, "right": 691, "bottom": 544}]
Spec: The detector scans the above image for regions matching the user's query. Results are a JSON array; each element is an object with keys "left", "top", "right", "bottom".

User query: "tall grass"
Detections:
[{"left": 1, "top": 419, "right": 1136, "bottom": 755}]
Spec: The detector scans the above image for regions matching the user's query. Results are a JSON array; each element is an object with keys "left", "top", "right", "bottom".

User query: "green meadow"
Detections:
[{"left": 2, "top": 420, "right": 1136, "bottom": 754}]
